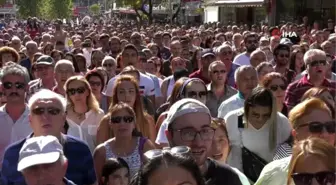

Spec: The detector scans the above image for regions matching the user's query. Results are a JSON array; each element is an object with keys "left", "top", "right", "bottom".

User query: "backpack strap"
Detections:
[{"left": 238, "top": 114, "right": 244, "bottom": 129}]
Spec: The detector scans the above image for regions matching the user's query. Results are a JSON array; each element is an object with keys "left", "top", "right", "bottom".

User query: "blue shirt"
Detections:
[
  {"left": 1, "top": 134, "right": 96, "bottom": 185},
  {"left": 227, "top": 63, "right": 240, "bottom": 88}
]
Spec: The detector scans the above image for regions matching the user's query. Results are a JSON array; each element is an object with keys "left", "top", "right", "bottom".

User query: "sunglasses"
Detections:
[
  {"left": 269, "top": 84, "right": 286, "bottom": 91},
  {"left": 89, "top": 81, "right": 101, "bottom": 87},
  {"left": 67, "top": 86, "right": 86, "bottom": 96},
  {"left": 297, "top": 121, "right": 335, "bottom": 134},
  {"left": 103, "top": 63, "right": 113, "bottom": 67},
  {"left": 186, "top": 91, "right": 207, "bottom": 98},
  {"left": 309, "top": 60, "right": 327, "bottom": 67},
  {"left": 32, "top": 107, "right": 61, "bottom": 116},
  {"left": 292, "top": 171, "right": 335, "bottom": 185},
  {"left": 110, "top": 116, "right": 134, "bottom": 124},
  {"left": 144, "top": 146, "right": 191, "bottom": 161},
  {"left": 3, "top": 82, "right": 25, "bottom": 90},
  {"left": 212, "top": 70, "right": 226, "bottom": 74},
  {"left": 278, "top": 54, "right": 289, "bottom": 58}
]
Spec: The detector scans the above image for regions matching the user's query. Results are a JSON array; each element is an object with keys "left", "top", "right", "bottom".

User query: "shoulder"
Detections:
[
  {"left": 207, "top": 158, "right": 242, "bottom": 184},
  {"left": 93, "top": 141, "right": 107, "bottom": 157},
  {"left": 224, "top": 108, "right": 243, "bottom": 122},
  {"left": 140, "top": 72, "right": 153, "bottom": 81},
  {"left": 64, "top": 135, "right": 91, "bottom": 153},
  {"left": 4, "top": 138, "right": 26, "bottom": 155},
  {"left": 256, "top": 156, "right": 291, "bottom": 183},
  {"left": 226, "top": 85, "right": 238, "bottom": 94}
]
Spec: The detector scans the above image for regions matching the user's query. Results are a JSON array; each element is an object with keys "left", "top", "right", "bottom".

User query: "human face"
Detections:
[
  {"left": 295, "top": 52, "right": 304, "bottom": 69},
  {"left": 23, "top": 159, "right": 67, "bottom": 185},
  {"left": 55, "top": 64, "right": 74, "bottom": 86},
  {"left": 250, "top": 52, "right": 266, "bottom": 68},
  {"left": 169, "top": 112, "right": 213, "bottom": 166},
  {"left": 150, "top": 46, "right": 159, "bottom": 56},
  {"left": 29, "top": 98, "right": 65, "bottom": 137},
  {"left": 270, "top": 37, "right": 280, "bottom": 50},
  {"left": 2, "top": 74, "right": 27, "bottom": 104},
  {"left": 35, "top": 64, "right": 54, "bottom": 81},
  {"left": 92, "top": 51, "right": 105, "bottom": 67},
  {"left": 131, "top": 34, "right": 142, "bottom": 46},
  {"left": 201, "top": 55, "right": 216, "bottom": 70},
  {"left": 306, "top": 54, "right": 327, "bottom": 79},
  {"left": 88, "top": 76, "right": 102, "bottom": 96},
  {"left": 247, "top": 105, "right": 272, "bottom": 129},
  {"left": 184, "top": 81, "right": 207, "bottom": 104},
  {"left": 294, "top": 109, "right": 335, "bottom": 145},
  {"left": 258, "top": 66, "right": 274, "bottom": 83},
  {"left": 67, "top": 80, "right": 89, "bottom": 105},
  {"left": 268, "top": 78, "right": 286, "bottom": 102},
  {"left": 210, "top": 63, "right": 227, "bottom": 85},
  {"left": 52, "top": 52, "right": 62, "bottom": 62},
  {"left": 162, "top": 35, "right": 171, "bottom": 47},
  {"left": 144, "top": 62, "right": 156, "bottom": 75},
  {"left": 117, "top": 81, "right": 136, "bottom": 107},
  {"left": 121, "top": 49, "right": 138, "bottom": 68},
  {"left": 44, "top": 46, "right": 53, "bottom": 56},
  {"left": 318, "top": 91, "right": 335, "bottom": 109},
  {"left": 211, "top": 127, "right": 229, "bottom": 162},
  {"left": 275, "top": 49, "right": 290, "bottom": 66},
  {"left": 245, "top": 37, "right": 258, "bottom": 53},
  {"left": 237, "top": 69, "right": 258, "bottom": 97},
  {"left": 181, "top": 49, "right": 190, "bottom": 60},
  {"left": 110, "top": 109, "right": 135, "bottom": 138},
  {"left": 171, "top": 58, "right": 186, "bottom": 72},
  {"left": 110, "top": 39, "right": 121, "bottom": 53},
  {"left": 171, "top": 42, "right": 182, "bottom": 57},
  {"left": 2, "top": 53, "right": 14, "bottom": 65},
  {"left": 76, "top": 57, "right": 87, "bottom": 72},
  {"left": 26, "top": 43, "right": 37, "bottom": 56},
  {"left": 218, "top": 47, "right": 233, "bottom": 63},
  {"left": 147, "top": 166, "right": 198, "bottom": 185},
  {"left": 105, "top": 167, "right": 129, "bottom": 185},
  {"left": 103, "top": 60, "right": 116, "bottom": 76},
  {"left": 322, "top": 42, "right": 333, "bottom": 55}
]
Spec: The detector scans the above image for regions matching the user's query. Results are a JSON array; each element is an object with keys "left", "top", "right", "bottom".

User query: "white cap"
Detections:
[{"left": 17, "top": 135, "right": 63, "bottom": 172}]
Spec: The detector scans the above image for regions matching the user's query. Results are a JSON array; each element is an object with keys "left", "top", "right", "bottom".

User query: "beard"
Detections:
[{"left": 246, "top": 45, "right": 257, "bottom": 53}]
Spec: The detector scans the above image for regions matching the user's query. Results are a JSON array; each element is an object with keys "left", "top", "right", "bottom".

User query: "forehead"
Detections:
[
  {"left": 32, "top": 98, "right": 62, "bottom": 108},
  {"left": 123, "top": 49, "right": 137, "bottom": 55},
  {"left": 67, "top": 80, "right": 86, "bottom": 87},
  {"left": 3, "top": 74, "right": 25, "bottom": 82},
  {"left": 56, "top": 63, "right": 72, "bottom": 70},
  {"left": 211, "top": 63, "right": 225, "bottom": 69},
  {"left": 173, "top": 112, "right": 211, "bottom": 129}
]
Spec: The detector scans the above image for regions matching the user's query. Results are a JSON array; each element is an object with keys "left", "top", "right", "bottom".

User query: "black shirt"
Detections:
[{"left": 204, "top": 158, "right": 243, "bottom": 185}]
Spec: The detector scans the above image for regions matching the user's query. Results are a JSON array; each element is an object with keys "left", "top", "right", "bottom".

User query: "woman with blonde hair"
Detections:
[
  {"left": 97, "top": 75, "right": 156, "bottom": 144},
  {"left": 287, "top": 138, "right": 335, "bottom": 185},
  {"left": 65, "top": 75, "right": 105, "bottom": 152}
]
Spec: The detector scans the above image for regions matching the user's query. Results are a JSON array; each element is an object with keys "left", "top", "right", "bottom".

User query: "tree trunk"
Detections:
[
  {"left": 134, "top": 8, "right": 142, "bottom": 31},
  {"left": 171, "top": 3, "right": 181, "bottom": 23}
]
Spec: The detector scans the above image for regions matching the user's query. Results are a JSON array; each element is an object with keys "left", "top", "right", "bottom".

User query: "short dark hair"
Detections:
[
  {"left": 85, "top": 70, "right": 105, "bottom": 92},
  {"left": 102, "top": 158, "right": 129, "bottom": 185},
  {"left": 273, "top": 44, "right": 290, "bottom": 56},
  {"left": 244, "top": 87, "right": 274, "bottom": 119},
  {"left": 122, "top": 44, "right": 138, "bottom": 56}
]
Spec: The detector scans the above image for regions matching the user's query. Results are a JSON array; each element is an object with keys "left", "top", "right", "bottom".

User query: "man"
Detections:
[
  {"left": 164, "top": 98, "right": 243, "bottom": 185},
  {"left": 10, "top": 36, "right": 22, "bottom": 52},
  {"left": 273, "top": 44, "right": 296, "bottom": 83},
  {"left": 321, "top": 40, "right": 334, "bottom": 56},
  {"left": 250, "top": 49, "right": 267, "bottom": 68},
  {"left": 162, "top": 40, "right": 182, "bottom": 76},
  {"left": 162, "top": 32, "right": 172, "bottom": 48},
  {"left": 215, "top": 44, "right": 240, "bottom": 87},
  {"left": 0, "top": 62, "right": 32, "bottom": 166},
  {"left": 99, "top": 33, "right": 110, "bottom": 55},
  {"left": 109, "top": 36, "right": 121, "bottom": 59},
  {"left": 327, "top": 19, "right": 335, "bottom": 34},
  {"left": 310, "top": 30, "right": 324, "bottom": 49},
  {"left": 53, "top": 19, "right": 67, "bottom": 44},
  {"left": 233, "top": 33, "right": 259, "bottom": 66},
  {"left": 285, "top": 49, "right": 336, "bottom": 111},
  {"left": 218, "top": 65, "right": 258, "bottom": 119},
  {"left": 130, "top": 32, "right": 145, "bottom": 52},
  {"left": 153, "top": 32, "right": 171, "bottom": 60},
  {"left": 20, "top": 41, "right": 38, "bottom": 79},
  {"left": 53, "top": 60, "right": 75, "bottom": 96},
  {"left": 18, "top": 136, "right": 76, "bottom": 185},
  {"left": 189, "top": 49, "right": 216, "bottom": 84},
  {"left": 28, "top": 55, "right": 56, "bottom": 99},
  {"left": 105, "top": 44, "right": 155, "bottom": 105},
  {"left": 270, "top": 36, "right": 280, "bottom": 52},
  {"left": 206, "top": 61, "right": 237, "bottom": 117},
  {"left": 1, "top": 89, "right": 96, "bottom": 185}
]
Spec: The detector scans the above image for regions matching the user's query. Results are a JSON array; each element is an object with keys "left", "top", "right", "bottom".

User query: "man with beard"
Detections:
[
  {"left": 273, "top": 44, "right": 296, "bottom": 83},
  {"left": 233, "top": 33, "right": 259, "bottom": 66},
  {"left": 99, "top": 34, "right": 111, "bottom": 55},
  {"left": 0, "top": 62, "right": 32, "bottom": 166},
  {"left": 52, "top": 60, "right": 75, "bottom": 97},
  {"left": 165, "top": 98, "right": 242, "bottom": 185},
  {"left": 130, "top": 32, "right": 146, "bottom": 52},
  {"left": 109, "top": 36, "right": 121, "bottom": 59}
]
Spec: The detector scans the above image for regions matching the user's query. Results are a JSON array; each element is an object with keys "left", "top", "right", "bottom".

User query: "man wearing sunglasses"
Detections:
[
  {"left": 164, "top": 98, "right": 242, "bottom": 185},
  {"left": 0, "top": 62, "right": 32, "bottom": 167},
  {"left": 273, "top": 44, "right": 296, "bottom": 83},
  {"left": 285, "top": 49, "right": 336, "bottom": 111},
  {"left": 1, "top": 89, "right": 97, "bottom": 185},
  {"left": 233, "top": 33, "right": 259, "bottom": 66}
]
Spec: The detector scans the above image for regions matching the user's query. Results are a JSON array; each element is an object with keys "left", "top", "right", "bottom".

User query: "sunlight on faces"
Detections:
[
  {"left": 247, "top": 105, "right": 272, "bottom": 129},
  {"left": 306, "top": 54, "right": 327, "bottom": 78},
  {"left": 2, "top": 53, "right": 14, "bottom": 64},
  {"left": 209, "top": 63, "right": 227, "bottom": 84},
  {"left": 67, "top": 80, "right": 89, "bottom": 104},
  {"left": 88, "top": 76, "right": 103, "bottom": 95},
  {"left": 184, "top": 81, "right": 207, "bottom": 105},
  {"left": 104, "top": 167, "right": 129, "bottom": 185},
  {"left": 55, "top": 64, "right": 74, "bottom": 86},
  {"left": 258, "top": 65, "right": 274, "bottom": 83},
  {"left": 2, "top": 74, "right": 27, "bottom": 103},
  {"left": 237, "top": 68, "right": 258, "bottom": 97},
  {"left": 35, "top": 64, "right": 54, "bottom": 80},
  {"left": 268, "top": 78, "right": 286, "bottom": 102},
  {"left": 211, "top": 128, "right": 229, "bottom": 162},
  {"left": 109, "top": 109, "right": 135, "bottom": 138},
  {"left": 117, "top": 81, "right": 136, "bottom": 107},
  {"left": 147, "top": 166, "right": 197, "bottom": 185}
]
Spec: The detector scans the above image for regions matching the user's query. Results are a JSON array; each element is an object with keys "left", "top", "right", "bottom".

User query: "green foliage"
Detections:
[
  {"left": 115, "top": 0, "right": 142, "bottom": 9},
  {"left": 16, "top": 0, "right": 43, "bottom": 18},
  {"left": 90, "top": 4, "right": 101, "bottom": 15},
  {"left": 0, "top": 0, "right": 6, "bottom": 6},
  {"left": 41, "top": 0, "right": 73, "bottom": 19}
]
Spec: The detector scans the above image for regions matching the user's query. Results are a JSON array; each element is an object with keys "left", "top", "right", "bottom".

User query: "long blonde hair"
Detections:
[{"left": 64, "top": 75, "right": 100, "bottom": 113}]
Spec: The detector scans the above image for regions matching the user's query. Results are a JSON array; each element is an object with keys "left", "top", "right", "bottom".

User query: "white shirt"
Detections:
[
  {"left": 155, "top": 114, "right": 169, "bottom": 144},
  {"left": 233, "top": 53, "right": 250, "bottom": 66},
  {"left": 224, "top": 108, "right": 292, "bottom": 172},
  {"left": 217, "top": 94, "right": 245, "bottom": 119},
  {"left": 105, "top": 72, "right": 155, "bottom": 97},
  {"left": 0, "top": 105, "right": 32, "bottom": 165},
  {"left": 67, "top": 109, "right": 105, "bottom": 153}
]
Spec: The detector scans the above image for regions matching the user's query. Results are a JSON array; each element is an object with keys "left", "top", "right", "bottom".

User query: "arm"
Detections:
[
  {"left": 96, "top": 116, "right": 112, "bottom": 145},
  {"left": 284, "top": 84, "right": 297, "bottom": 112},
  {"left": 145, "top": 114, "right": 157, "bottom": 143},
  {"left": 160, "top": 79, "right": 168, "bottom": 103},
  {"left": 93, "top": 144, "right": 107, "bottom": 185}
]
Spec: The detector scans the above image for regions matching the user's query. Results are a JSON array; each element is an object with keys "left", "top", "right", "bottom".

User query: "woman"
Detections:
[
  {"left": 75, "top": 53, "right": 88, "bottom": 73},
  {"left": 51, "top": 49, "right": 64, "bottom": 62},
  {"left": 302, "top": 87, "right": 335, "bottom": 118},
  {"left": 261, "top": 72, "right": 288, "bottom": 116},
  {"left": 85, "top": 70, "right": 109, "bottom": 113},
  {"left": 94, "top": 102, "right": 155, "bottom": 179},
  {"left": 289, "top": 49, "right": 305, "bottom": 75},
  {"left": 102, "top": 56, "right": 117, "bottom": 80},
  {"left": 287, "top": 138, "right": 335, "bottom": 185},
  {"left": 147, "top": 43, "right": 161, "bottom": 58},
  {"left": 100, "top": 158, "right": 130, "bottom": 185},
  {"left": 90, "top": 50, "right": 105, "bottom": 69},
  {"left": 224, "top": 87, "right": 292, "bottom": 182},
  {"left": 65, "top": 52, "right": 81, "bottom": 74},
  {"left": 0, "top": 46, "right": 20, "bottom": 67},
  {"left": 151, "top": 57, "right": 164, "bottom": 80},
  {"left": 97, "top": 75, "right": 156, "bottom": 144},
  {"left": 65, "top": 76, "right": 105, "bottom": 152},
  {"left": 190, "top": 49, "right": 202, "bottom": 72},
  {"left": 256, "top": 62, "right": 275, "bottom": 84},
  {"left": 43, "top": 42, "right": 54, "bottom": 56}
]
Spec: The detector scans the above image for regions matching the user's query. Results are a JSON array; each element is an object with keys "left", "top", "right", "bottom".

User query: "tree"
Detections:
[
  {"left": 41, "top": 0, "right": 73, "bottom": 20},
  {"left": 115, "top": 0, "right": 153, "bottom": 24},
  {"left": 0, "top": 0, "right": 6, "bottom": 6},
  {"left": 90, "top": 4, "right": 101, "bottom": 16},
  {"left": 16, "top": 0, "right": 43, "bottom": 18}
]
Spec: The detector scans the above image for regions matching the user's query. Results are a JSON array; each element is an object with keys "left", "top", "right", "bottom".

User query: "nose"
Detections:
[{"left": 192, "top": 133, "right": 204, "bottom": 146}]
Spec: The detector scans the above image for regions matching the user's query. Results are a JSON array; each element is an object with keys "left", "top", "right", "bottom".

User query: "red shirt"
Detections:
[
  {"left": 284, "top": 74, "right": 336, "bottom": 111},
  {"left": 52, "top": 86, "right": 65, "bottom": 97},
  {"left": 189, "top": 69, "right": 211, "bottom": 84}
]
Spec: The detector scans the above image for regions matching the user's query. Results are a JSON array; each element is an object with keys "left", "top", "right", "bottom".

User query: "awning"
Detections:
[{"left": 210, "top": 0, "right": 264, "bottom": 7}]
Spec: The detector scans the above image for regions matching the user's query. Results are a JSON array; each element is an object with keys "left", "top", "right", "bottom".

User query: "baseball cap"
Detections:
[
  {"left": 17, "top": 135, "right": 63, "bottom": 171},
  {"left": 280, "top": 38, "right": 293, "bottom": 45},
  {"left": 36, "top": 55, "right": 54, "bottom": 66},
  {"left": 201, "top": 49, "right": 215, "bottom": 58}
]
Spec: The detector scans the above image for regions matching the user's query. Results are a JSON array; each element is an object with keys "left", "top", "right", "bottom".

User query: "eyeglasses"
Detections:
[
  {"left": 173, "top": 127, "right": 215, "bottom": 141},
  {"left": 297, "top": 121, "right": 335, "bottom": 134},
  {"left": 110, "top": 116, "right": 134, "bottom": 124},
  {"left": 66, "top": 86, "right": 86, "bottom": 96},
  {"left": 103, "top": 63, "right": 113, "bottom": 67},
  {"left": 309, "top": 60, "right": 327, "bottom": 67},
  {"left": 144, "top": 146, "right": 191, "bottom": 161},
  {"left": 89, "top": 81, "right": 101, "bottom": 87},
  {"left": 186, "top": 91, "right": 207, "bottom": 99},
  {"left": 3, "top": 82, "right": 25, "bottom": 90},
  {"left": 278, "top": 54, "right": 289, "bottom": 58},
  {"left": 32, "top": 107, "right": 61, "bottom": 116},
  {"left": 269, "top": 84, "right": 286, "bottom": 91},
  {"left": 212, "top": 70, "right": 226, "bottom": 74},
  {"left": 291, "top": 171, "right": 335, "bottom": 185}
]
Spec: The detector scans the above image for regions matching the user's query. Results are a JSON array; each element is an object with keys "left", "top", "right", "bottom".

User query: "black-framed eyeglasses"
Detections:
[
  {"left": 173, "top": 127, "right": 215, "bottom": 141},
  {"left": 309, "top": 60, "right": 327, "bottom": 67},
  {"left": 66, "top": 86, "right": 86, "bottom": 96},
  {"left": 186, "top": 91, "right": 207, "bottom": 99},
  {"left": 291, "top": 171, "right": 336, "bottom": 185},
  {"left": 269, "top": 84, "right": 286, "bottom": 91},
  {"left": 110, "top": 116, "right": 134, "bottom": 124},
  {"left": 89, "top": 81, "right": 101, "bottom": 87},
  {"left": 296, "top": 121, "right": 335, "bottom": 134},
  {"left": 3, "top": 82, "right": 25, "bottom": 90},
  {"left": 32, "top": 107, "right": 61, "bottom": 116},
  {"left": 144, "top": 146, "right": 191, "bottom": 161}
]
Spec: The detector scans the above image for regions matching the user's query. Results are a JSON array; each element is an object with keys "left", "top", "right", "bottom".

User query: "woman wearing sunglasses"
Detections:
[
  {"left": 65, "top": 75, "right": 105, "bottom": 152},
  {"left": 102, "top": 56, "right": 117, "bottom": 80},
  {"left": 261, "top": 72, "right": 289, "bottom": 117},
  {"left": 287, "top": 138, "right": 335, "bottom": 185},
  {"left": 94, "top": 102, "right": 155, "bottom": 181},
  {"left": 97, "top": 75, "right": 156, "bottom": 144},
  {"left": 85, "top": 70, "right": 109, "bottom": 113}
]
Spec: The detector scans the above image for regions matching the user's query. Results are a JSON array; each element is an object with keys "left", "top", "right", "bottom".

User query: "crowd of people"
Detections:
[{"left": 0, "top": 16, "right": 334, "bottom": 185}]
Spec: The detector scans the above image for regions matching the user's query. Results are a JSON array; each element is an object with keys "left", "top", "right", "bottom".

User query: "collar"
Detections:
[
  {"left": 300, "top": 74, "right": 331, "bottom": 86},
  {"left": 0, "top": 104, "right": 30, "bottom": 116},
  {"left": 207, "top": 83, "right": 227, "bottom": 93},
  {"left": 237, "top": 91, "right": 245, "bottom": 99}
]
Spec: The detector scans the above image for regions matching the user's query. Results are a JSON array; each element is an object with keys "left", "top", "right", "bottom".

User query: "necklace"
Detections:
[{"left": 72, "top": 108, "right": 86, "bottom": 120}]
